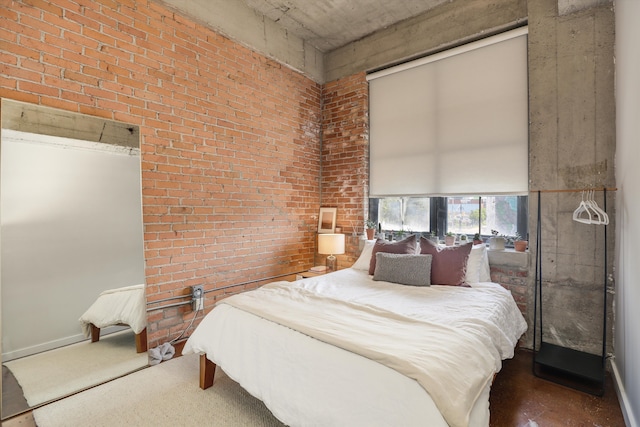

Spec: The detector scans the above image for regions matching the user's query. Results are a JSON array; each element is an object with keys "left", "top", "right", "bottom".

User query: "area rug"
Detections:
[
  {"left": 4, "top": 330, "right": 147, "bottom": 407},
  {"left": 33, "top": 353, "right": 285, "bottom": 427}
]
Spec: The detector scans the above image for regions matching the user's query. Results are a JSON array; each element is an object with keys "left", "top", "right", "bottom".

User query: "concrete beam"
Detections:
[
  {"left": 158, "top": 0, "right": 324, "bottom": 83},
  {"left": 558, "top": 0, "right": 611, "bottom": 16},
  {"left": 1, "top": 99, "right": 139, "bottom": 149},
  {"left": 324, "top": 0, "right": 528, "bottom": 83}
]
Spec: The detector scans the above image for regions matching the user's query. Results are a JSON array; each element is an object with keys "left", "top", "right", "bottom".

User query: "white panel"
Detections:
[
  {"left": 369, "top": 55, "right": 438, "bottom": 196},
  {"left": 614, "top": 0, "right": 640, "bottom": 424},
  {"left": 369, "top": 27, "right": 528, "bottom": 197},
  {"left": 1, "top": 130, "right": 145, "bottom": 358}
]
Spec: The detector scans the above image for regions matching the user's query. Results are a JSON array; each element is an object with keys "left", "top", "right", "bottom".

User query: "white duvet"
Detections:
[
  {"left": 184, "top": 268, "right": 526, "bottom": 427},
  {"left": 78, "top": 284, "right": 147, "bottom": 337}
]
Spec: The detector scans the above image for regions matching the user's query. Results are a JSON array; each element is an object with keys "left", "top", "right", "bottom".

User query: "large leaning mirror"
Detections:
[{"left": 0, "top": 99, "right": 147, "bottom": 419}]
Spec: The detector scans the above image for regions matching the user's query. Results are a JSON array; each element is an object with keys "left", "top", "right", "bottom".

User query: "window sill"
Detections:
[{"left": 487, "top": 248, "right": 529, "bottom": 269}]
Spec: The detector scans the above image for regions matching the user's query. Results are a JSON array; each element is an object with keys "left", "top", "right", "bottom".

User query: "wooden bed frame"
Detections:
[
  {"left": 197, "top": 352, "right": 497, "bottom": 390},
  {"left": 199, "top": 354, "right": 216, "bottom": 389},
  {"left": 90, "top": 323, "right": 148, "bottom": 353}
]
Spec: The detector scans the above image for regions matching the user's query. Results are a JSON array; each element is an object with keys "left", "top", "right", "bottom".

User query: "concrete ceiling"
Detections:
[
  {"left": 242, "top": 0, "right": 448, "bottom": 52},
  {"left": 159, "top": 0, "right": 602, "bottom": 82}
]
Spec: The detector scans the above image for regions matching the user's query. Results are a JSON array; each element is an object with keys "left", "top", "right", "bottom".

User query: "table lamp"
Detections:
[{"left": 318, "top": 233, "right": 345, "bottom": 272}]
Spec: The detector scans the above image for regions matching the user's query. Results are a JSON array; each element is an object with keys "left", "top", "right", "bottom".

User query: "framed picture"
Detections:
[{"left": 317, "top": 207, "right": 337, "bottom": 234}]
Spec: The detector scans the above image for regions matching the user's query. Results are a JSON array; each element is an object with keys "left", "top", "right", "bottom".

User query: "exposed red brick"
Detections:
[{"left": 1, "top": 0, "right": 321, "bottom": 349}]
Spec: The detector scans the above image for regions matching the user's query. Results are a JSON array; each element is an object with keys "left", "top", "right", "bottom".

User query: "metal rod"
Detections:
[
  {"left": 146, "top": 300, "right": 191, "bottom": 312},
  {"left": 146, "top": 271, "right": 306, "bottom": 312},
  {"left": 530, "top": 187, "right": 617, "bottom": 193},
  {"left": 533, "top": 190, "right": 542, "bottom": 352},
  {"left": 203, "top": 271, "right": 305, "bottom": 294},
  {"left": 602, "top": 188, "right": 608, "bottom": 370},
  {"left": 148, "top": 294, "right": 191, "bottom": 304}
]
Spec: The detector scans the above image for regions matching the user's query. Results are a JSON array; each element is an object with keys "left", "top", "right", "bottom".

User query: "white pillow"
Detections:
[
  {"left": 479, "top": 245, "right": 491, "bottom": 282},
  {"left": 465, "top": 244, "right": 491, "bottom": 283},
  {"left": 352, "top": 239, "right": 375, "bottom": 271}
]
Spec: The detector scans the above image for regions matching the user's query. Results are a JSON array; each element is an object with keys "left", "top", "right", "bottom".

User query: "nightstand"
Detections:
[
  {"left": 301, "top": 270, "right": 327, "bottom": 278},
  {"left": 296, "top": 269, "right": 329, "bottom": 280}
]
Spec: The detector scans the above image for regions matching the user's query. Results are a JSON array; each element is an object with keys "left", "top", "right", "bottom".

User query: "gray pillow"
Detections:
[{"left": 372, "top": 253, "right": 432, "bottom": 286}]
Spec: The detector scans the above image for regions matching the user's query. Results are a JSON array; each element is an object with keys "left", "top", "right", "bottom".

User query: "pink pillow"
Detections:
[
  {"left": 419, "top": 237, "right": 472, "bottom": 286},
  {"left": 368, "top": 234, "right": 418, "bottom": 275}
]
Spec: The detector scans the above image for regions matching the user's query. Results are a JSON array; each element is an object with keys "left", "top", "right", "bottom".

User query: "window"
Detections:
[
  {"left": 365, "top": 28, "right": 530, "bottom": 245},
  {"left": 367, "top": 28, "right": 529, "bottom": 198},
  {"left": 369, "top": 195, "right": 528, "bottom": 243},
  {"left": 372, "top": 197, "right": 431, "bottom": 233}
]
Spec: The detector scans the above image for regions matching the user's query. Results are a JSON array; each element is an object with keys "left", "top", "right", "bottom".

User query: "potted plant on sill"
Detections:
[
  {"left": 365, "top": 218, "right": 376, "bottom": 240},
  {"left": 445, "top": 232, "right": 456, "bottom": 246},
  {"left": 473, "top": 233, "right": 484, "bottom": 245},
  {"left": 512, "top": 233, "right": 528, "bottom": 252},
  {"left": 459, "top": 234, "right": 468, "bottom": 245}
]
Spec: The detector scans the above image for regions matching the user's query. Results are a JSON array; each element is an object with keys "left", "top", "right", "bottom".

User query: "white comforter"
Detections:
[
  {"left": 184, "top": 268, "right": 526, "bottom": 427},
  {"left": 78, "top": 284, "right": 147, "bottom": 337}
]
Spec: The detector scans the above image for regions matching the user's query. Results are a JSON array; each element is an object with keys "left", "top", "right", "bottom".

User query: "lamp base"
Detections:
[{"left": 326, "top": 254, "right": 337, "bottom": 272}]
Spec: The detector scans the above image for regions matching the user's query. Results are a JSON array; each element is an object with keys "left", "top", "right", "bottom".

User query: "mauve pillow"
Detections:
[
  {"left": 419, "top": 237, "right": 473, "bottom": 286},
  {"left": 368, "top": 234, "right": 418, "bottom": 275}
]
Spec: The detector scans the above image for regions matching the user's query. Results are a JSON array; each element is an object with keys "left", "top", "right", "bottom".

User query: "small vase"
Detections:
[{"left": 489, "top": 237, "right": 506, "bottom": 250}]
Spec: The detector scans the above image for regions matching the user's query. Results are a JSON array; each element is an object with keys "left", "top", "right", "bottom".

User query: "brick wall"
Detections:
[
  {"left": 0, "top": 0, "right": 529, "bottom": 349},
  {"left": 490, "top": 266, "right": 528, "bottom": 315},
  {"left": 320, "top": 72, "right": 369, "bottom": 268},
  {"left": 0, "top": 0, "right": 321, "bottom": 348}
]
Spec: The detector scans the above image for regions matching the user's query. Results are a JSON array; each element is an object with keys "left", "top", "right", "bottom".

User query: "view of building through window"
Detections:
[
  {"left": 370, "top": 195, "right": 527, "bottom": 241},
  {"left": 447, "top": 196, "right": 521, "bottom": 237},
  {"left": 376, "top": 197, "right": 430, "bottom": 233}
]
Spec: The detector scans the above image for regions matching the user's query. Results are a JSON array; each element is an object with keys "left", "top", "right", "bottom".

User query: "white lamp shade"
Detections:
[{"left": 318, "top": 233, "right": 345, "bottom": 255}]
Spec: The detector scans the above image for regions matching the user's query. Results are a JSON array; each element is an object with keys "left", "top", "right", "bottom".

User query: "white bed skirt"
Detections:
[{"left": 184, "top": 304, "right": 491, "bottom": 427}]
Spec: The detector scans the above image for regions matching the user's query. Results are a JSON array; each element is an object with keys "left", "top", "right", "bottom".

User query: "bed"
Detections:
[
  {"left": 183, "top": 236, "right": 527, "bottom": 427},
  {"left": 78, "top": 284, "right": 148, "bottom": 353}
]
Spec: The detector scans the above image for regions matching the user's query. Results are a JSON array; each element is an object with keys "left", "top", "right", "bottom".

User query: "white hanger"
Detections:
[
  {"left": 587, "top": 189, "right": 609, "bottom": 225},
  {"left": 573, "top": 191, "right": 592, "bottom": 224},
  {"left": 584, "top": 189, "right": 603, "bottom": 224},
  {"left": 572, "top": 189, "right": 609, "bottom": 225}
]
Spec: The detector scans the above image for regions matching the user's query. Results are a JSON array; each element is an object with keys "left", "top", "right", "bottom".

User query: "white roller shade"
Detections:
[{"left": 367, "top": 27, "right": 529, "bottom": 197}]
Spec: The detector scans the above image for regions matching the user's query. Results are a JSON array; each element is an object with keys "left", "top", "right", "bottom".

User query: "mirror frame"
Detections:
[{"left": 0, "top": 98, "right": 146, "bottom": 419}]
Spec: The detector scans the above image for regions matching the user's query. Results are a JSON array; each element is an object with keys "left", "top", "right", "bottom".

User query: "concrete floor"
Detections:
[{"left": 490, "top": 349, "right": 626, "bottom": 426}]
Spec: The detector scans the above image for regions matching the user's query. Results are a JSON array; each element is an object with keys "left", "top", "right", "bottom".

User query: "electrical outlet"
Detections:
[{"left": 191, "top": 285, "right": 204, "bottom": 311}]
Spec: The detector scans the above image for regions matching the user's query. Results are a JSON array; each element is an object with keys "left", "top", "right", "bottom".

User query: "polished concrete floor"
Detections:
[
  {"left": 2, "top": 348, "right": 627, "bottom": 426},
  {"left": 490, "top": 349, "right": 626, "bottom": 426}
]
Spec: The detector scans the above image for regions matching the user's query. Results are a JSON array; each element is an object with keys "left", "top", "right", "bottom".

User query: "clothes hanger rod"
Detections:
[{"left": 530, "top": 187, "right": 617, "bottom": 194}]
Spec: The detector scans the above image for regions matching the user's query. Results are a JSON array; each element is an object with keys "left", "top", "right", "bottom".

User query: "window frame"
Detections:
[{"left": 368, "top": 195, "right": 528, "bottom": 244}]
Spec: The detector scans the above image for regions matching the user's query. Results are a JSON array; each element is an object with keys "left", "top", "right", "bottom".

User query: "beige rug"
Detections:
[
  {"left": 33, "top": 353, "right": 286, "bottom": 427},
  {"left": 4, "top": 330, "right": 147, "bottom": 407}
]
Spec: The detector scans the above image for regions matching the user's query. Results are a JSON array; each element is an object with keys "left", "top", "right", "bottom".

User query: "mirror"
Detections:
[{"left": 0, "top": 99, "right": 147, "bottom": 419}]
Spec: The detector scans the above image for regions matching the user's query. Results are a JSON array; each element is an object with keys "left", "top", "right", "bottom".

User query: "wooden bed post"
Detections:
[
  {"left": 90, "top": 324, "right": 100, "bottom": 343},
  {"left": 199, "top": 354, "right": 216, "bottom": 389},
  {"left": 135, "top": 328, "right": 148, "bottom": 353}
]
